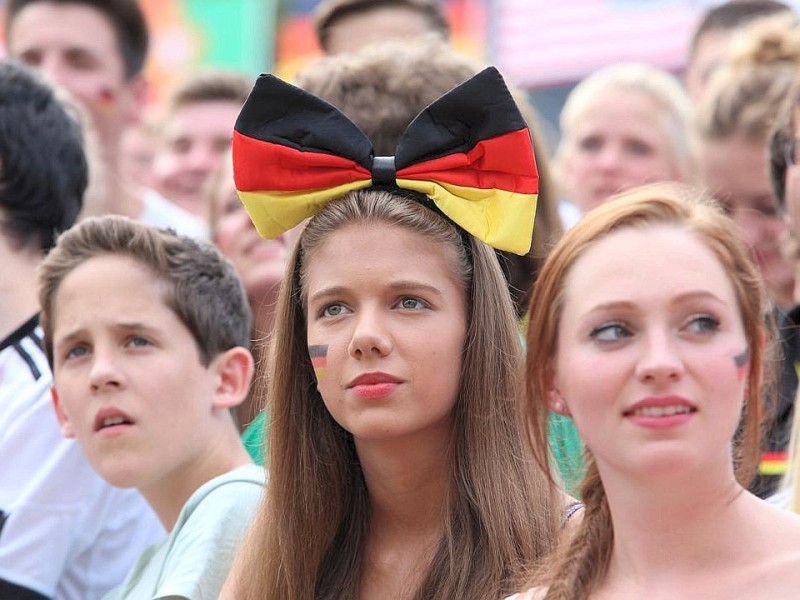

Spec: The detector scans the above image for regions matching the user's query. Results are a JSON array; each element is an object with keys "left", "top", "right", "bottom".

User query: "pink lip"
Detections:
[
  {"left": 348, "top": 372, "right": 402, "bottom": 400},
  {"left": 623, "top": 395, "right": 697, "bottom": 430},
  {"left": 94, "top": 406, "right": 136, "bottom": 435}
]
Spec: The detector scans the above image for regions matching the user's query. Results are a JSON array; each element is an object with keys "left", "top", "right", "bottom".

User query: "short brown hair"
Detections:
[
  {"left": 38, "top": 215, "right": 252, "bottom": 368},
  {"left": 164, "top": 68, "right": 251, "bottom": 115}
]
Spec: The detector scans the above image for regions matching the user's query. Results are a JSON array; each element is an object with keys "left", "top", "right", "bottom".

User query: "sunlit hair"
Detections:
[
  {"left": 697, "top": 12, "right": 800, "bottom": 143},
  {"left": 230, "top": 188, "right": 560, "bottom": 599},
  {"left": 38, "top": 215, "right": 252, "bottom": 368},
  {"left": 524, "top": 182, "right": 772, "bottom": 599},
  {"left": 555, "top": 63, "right": 697, "bottom": 184}
]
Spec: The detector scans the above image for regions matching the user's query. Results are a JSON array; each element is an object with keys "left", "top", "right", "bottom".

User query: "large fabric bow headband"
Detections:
[{"left": 232, "top": 66, "right": 538, "bottom": 255}]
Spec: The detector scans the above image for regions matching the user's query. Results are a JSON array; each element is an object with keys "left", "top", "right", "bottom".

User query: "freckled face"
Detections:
[
  {"left": 304, "top": 223, "right": 467, "bottom": 445},
  {"left": 550, "top": 226, "right": 748, "bottom": 479}
]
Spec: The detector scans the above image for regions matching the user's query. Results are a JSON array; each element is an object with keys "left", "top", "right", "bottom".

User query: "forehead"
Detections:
[
  {"left": 8, "top": 2, "right": 122, "bottom": 61},
  {"left": 162, "top": 101, "right": 242, "bottom": 138},
  {"left": 701, "top": 136, "right": 772, "bottom": 200},
  {"left": 325, "top": 7, "right": 434, "bottom": 54},
  {"left": 563, "top": 225, "right": 736, "bottom": 306},
  {"left": 302, "top": 221, "right": 463, "bottom": 291},
  {"left": 573, "top": 88, "right": 665, "bottom": 131},
  {"left": 54, "top": 254, "right": 167, "bottom": 318}
]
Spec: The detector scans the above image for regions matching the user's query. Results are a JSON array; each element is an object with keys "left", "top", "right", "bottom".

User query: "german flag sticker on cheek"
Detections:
[
  {"left": 232, "top": 67, "right": 539, "bottom": 256},
  {"left": 309, "top": 344, "right": 328, "bottom": 381}
]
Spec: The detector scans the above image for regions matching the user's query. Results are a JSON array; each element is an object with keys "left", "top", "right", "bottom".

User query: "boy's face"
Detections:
[
  {"left": 152, "top": 100, "right": 243, "bottom": 218},
  {"left": 50, "top": 254, "right": 222, "bottom": 491}
]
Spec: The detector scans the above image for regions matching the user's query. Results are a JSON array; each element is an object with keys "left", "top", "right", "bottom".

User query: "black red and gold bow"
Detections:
[{"left": 232, "top": 66, "right": 538, "bottom": 255}]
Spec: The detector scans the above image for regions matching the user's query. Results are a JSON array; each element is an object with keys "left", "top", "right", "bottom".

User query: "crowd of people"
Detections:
[{"left": 4, "top": 0, "right": 800, "bottom": 598}]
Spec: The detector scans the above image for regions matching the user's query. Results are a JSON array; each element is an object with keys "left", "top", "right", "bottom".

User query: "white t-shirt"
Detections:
[
  {"left": 104, "top": 463, "right": 265, "bottom": 600},
  {"left": 0, "top": 316, "right": 165, "bottom": 599},
  {"left": 139, "top": 189, "right": 209, "bottom": 240}
]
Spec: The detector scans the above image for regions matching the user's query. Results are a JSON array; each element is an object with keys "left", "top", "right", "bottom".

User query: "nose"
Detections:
[
  {"left": 35, "top": 54, "right": 71, "bottom": 90},
  {"left": 634, "top": 330, "right": 684, "bottom": 385},
  {"left": 186, "top": 143, "right": 221, "bottom": 175},
  {"left": 88, "top": 348, "right": 124, "bottom": 392},
  {"left": 347, "top": 307, "right": 392, "bottom": 359},
  {"left": 596, "top": 145, "right": 623, "bottom": 172}
]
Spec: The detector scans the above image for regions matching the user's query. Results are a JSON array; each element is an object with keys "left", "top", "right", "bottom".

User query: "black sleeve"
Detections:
[{"left": 0, "top": 579, "right": 50, "bottom": 600}]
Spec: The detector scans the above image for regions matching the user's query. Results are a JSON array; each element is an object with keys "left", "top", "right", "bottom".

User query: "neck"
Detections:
[
  {"left": 600, "top": 457, "right": 748, "bottom": 585},
  {"left": 0, "top": 243, "right": 42, "bottom": 339},
  {"left": 80, "top": 141, "right": 142, "bottom": 220},
  {"left": 357, "top": 429, "right": 452, "bottom": 537},
  {"left": 139, "top": 420, "right": 252, "bottom": 531}
]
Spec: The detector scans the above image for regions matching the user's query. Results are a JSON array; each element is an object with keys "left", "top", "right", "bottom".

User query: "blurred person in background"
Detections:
[
  {"left": 313, "top": 0, "right": 449, "bottom": 55},
  {"left": 151, "top": 69, "right": 251, "bottom": 221},
  {"left": 684, "top": 0, "right": 793, "bottom": 104},
  {"left": 554, "top": 63, "right": 696, "bottom": 228},
  {"left": 203, "top": 154, "right": 292, "bottom": 438},
  {"left": 4, "top": 0, "right": 207, "bottom": 238},
  {"left": 696, "top": 12, "right": 799, "bottom": 313}
]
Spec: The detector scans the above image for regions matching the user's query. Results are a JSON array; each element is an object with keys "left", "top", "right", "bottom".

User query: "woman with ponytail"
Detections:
[{"left": 513, "top": 183, "right": 800, "bottom": 599}]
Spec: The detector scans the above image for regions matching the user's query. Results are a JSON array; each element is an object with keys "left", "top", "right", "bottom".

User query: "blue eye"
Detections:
[
  {"left": 126, "top": 336, "right": 152, "bottom": 348},
  {"left": 398, "top": 297, "right": 426, "bottom": 310},
  {"left": 322, "top": 303, "right": 350, "bottom": 317},
  {"left": 64, "top": 345, "right": 89, "bottom": 360},
  {"left": 590, "top": 322, "right": 632, "bottom": 342},
  {"left": 687, "top": 315, "right": 720, "bottom": 334}
]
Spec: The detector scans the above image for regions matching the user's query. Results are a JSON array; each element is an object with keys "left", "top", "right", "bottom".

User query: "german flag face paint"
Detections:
[
  {"left": 734, "top": 349, "right": 749, "bottom": 382},
  {"left": 309, "top": 344, "right": 328, "bottom": 381},
  {"left": 232, "top": 67, "right": 539, "bottom": 255}
]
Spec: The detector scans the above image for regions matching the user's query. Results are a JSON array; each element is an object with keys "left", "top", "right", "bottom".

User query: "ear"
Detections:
[
  {"left": 545, "top": 364, "right": 571, "bottom": 416},
  {"left": 50, "top": 385, "right": 76, "bottom": 438},
  {"left": 210, "top": 347, "right": 255, "bottom": 411}
]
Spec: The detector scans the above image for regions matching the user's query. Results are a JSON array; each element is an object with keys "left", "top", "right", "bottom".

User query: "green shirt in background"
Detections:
[{"left": 242, "top": 409, "right": 584, "bottom": 496}]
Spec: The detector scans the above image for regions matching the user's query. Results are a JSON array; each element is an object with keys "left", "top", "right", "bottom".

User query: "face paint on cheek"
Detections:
[
  {"left": 734, "top": 349, "right": 749, "bottom": 381},
  {"left": 309, "top": 344, "right": 328, "bottom": 381},
  {"left": 97, "top": 87, "right": 115, "bottom": 110}
]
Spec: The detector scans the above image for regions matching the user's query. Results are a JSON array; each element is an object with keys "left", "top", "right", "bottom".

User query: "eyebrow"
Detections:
[
  {"left": 587, "top": 290, "right": 727, "bottom": 313},
  {"left": 55, "top": 321, "right": 155, "bottom": 345},
  {"left": 308, "top": 280, "right": 444, "bottom": 304}
]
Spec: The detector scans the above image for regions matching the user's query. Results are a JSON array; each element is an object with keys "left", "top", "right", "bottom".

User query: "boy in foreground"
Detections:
[{"left": 38, "top": 215, "right": 264, "bottom": 600}]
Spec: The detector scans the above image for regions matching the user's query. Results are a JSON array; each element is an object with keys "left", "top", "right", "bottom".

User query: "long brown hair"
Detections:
[
  {"left": 525, "top": 183, "right": 772, "bottom": 599},
  {"left": 232, "top": 188, "right": 560, "bottom": 599}
]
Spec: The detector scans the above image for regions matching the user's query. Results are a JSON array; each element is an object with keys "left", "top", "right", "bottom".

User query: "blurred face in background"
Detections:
[
  {"left": 7, "top": 2, "right": 145, "bottom": 157},
  {"left": 207, "top": 161, "right": 290, "bottom": 321},
  {"left": 152, "top": 100, "right": 242, "bottom": 217},
  {"left": 558, "top": 88, "right": 684, "bottom": 215},
  {"left": 700, "top": 133, "right": 794, "bottom": 308}
]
